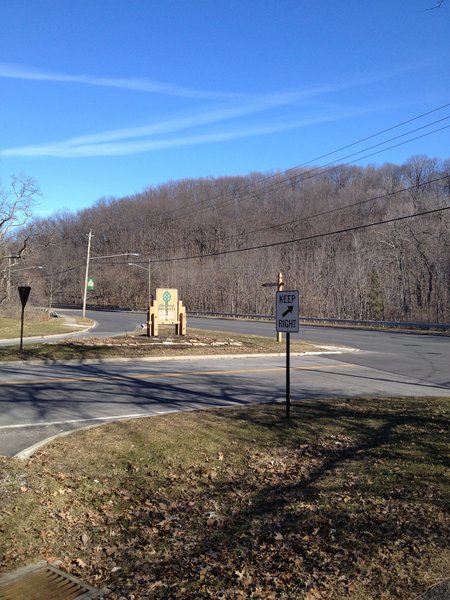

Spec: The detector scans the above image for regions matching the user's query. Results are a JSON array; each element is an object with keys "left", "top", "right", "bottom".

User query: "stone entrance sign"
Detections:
[
  {"left": 157, "top": 288, "right": 178, "bottom": 324},
  {"left": 149, "top": 288, "right": 186, "bottom": 336}
]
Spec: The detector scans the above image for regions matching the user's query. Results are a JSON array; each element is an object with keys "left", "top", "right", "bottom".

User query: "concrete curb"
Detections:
[{"left": 0, "top": 347, "right": 358, "bottom": 367}]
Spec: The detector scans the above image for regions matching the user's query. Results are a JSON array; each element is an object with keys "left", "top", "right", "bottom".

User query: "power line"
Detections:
[
  {"left": 169, "top": 120, "right": 450, "bottom": 222},
  {"left": 42, "top": 106, "right": 450, "bottom": 279},
  {"left": 47, "top": 198, "right": 450, "bottom": 280},
  {"left": 149, "top": 173, "right": 450, "bottom": 256},
  {"left": 39, "top": 259, "right": 139, "bottom": 280},
  {"left": 217, "top": 174, "right": 450, "bottom": 243},
  {"left": 48, "top": 174, "right": 449, "bottom": 279},
  {"left": 273, "top": 103, "right": 450, "bottom": 168},
  {"left": 163, "top": 102, "right": 450, "bottom": 218},
  {"left": 160, "top": 103, "right": 450, "bottom": 221},
  {"left": 146, "top": 204, "right": 450, "bottom": 265},
  {"left": 147, "top": 120, "right": 450, "bottom": 256}
]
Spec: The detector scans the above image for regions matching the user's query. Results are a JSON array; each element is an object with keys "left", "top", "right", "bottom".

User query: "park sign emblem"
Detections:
[{"left": 87, "top": 278, "right": 95, "bottom": 291}]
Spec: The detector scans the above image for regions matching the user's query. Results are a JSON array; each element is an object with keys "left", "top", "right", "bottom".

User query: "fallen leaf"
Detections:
[
  {"left": 305, "top": 587, "right": 323, "bottom": 600},
  {"left": 105, "top": 545, "right": 118, "bottom": 556},
  {"left": 74, "top": 558, "right": 87, "bottom": 569}
]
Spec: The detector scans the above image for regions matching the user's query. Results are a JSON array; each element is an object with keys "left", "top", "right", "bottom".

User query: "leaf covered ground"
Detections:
[{"left": 0, "top": 398, "right": 449, "bottom": 599}]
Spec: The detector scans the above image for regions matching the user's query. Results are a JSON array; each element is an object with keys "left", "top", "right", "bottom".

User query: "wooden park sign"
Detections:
[{"left": 149, "top": 288, "right": 186, "bottom": 336}]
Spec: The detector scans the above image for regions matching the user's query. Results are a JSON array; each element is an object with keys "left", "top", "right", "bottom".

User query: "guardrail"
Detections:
[
  {"left": 51, "top": 305, "right": 449, "bottom": 331},
  {"left": 187, "top": 311, "right": 450, "bottom": 331}
]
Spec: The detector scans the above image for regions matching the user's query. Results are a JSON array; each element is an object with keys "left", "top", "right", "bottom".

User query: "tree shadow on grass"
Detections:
[{"left": 100, "top": 398, "right": 449, "bottom": 599}]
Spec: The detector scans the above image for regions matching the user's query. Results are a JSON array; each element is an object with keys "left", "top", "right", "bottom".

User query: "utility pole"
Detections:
[
  {"left": 277, "top": 271, "right": 284, "bottom": 343},
  {"left": 262, "top": 271, "right": 285, "bottom": 342},
  {"left": 82, "top": 230, "right": 92, "bottom": 318},
  {"left": 146, "top": 260, "right": 151, "bottom": 337}
]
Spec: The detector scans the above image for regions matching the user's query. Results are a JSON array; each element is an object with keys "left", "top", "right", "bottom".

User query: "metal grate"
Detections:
[{"left": 0, "top": 562, "right": 108, "bottom": 599}]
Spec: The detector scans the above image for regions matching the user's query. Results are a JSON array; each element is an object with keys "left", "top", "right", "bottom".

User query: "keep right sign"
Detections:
[{"left": 276, "top": 290, "right": 300, "bottom": 332}]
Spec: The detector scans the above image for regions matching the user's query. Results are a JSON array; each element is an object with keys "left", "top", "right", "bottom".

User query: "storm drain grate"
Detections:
[{"left": 0, "top": 562, "right": 108, "bottom": 599}]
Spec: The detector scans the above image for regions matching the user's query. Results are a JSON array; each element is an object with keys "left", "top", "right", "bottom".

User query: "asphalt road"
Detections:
[
  {"left": 188, "top": 316, "right": 450, "bottom": 388},
  {"left": 0, "top": 309, "right": 448, "bottom": 457},
  {"left": 1, "top": 351, "right": 449, "bottom": 458},
  {"left": 47, "top": 309, "right": 450, "bottom": 389}
]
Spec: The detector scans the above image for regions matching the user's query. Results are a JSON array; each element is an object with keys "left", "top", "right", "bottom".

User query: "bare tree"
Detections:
[
  {"left": 25, "top": 158, "right": 450, "bottom": 322},
  {"left": 0, "top": 174, "right": 40, "bottom": 305}
]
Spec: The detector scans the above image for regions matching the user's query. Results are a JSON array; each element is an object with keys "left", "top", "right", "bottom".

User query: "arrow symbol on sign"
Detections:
[{"left": 282, "top": 305, "right": 294, "bottom": 317}]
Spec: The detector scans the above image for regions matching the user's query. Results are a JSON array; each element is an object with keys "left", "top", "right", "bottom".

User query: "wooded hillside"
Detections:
[{"left": 6, "top": 155, "right": 450, "bottom": 322}]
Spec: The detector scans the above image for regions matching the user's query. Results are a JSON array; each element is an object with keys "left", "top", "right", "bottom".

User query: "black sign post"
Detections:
[
  {"left": 18, "top": 286, "right": 31, "bottom": 352},
  {"left": 276, "top": 290, "right": 300, "bottom": 418}
]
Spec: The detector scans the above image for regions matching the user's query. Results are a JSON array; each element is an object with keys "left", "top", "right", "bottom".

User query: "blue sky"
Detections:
[{"left": 0, "top": 0, "right": 448, "bottom": 217}]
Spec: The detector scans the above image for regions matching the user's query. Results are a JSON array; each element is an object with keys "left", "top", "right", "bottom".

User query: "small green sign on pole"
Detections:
[{"left": 87, "top": 278, "right": 95, "bottom": 291}]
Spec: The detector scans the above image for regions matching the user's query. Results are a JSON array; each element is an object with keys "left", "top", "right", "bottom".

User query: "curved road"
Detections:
[
  {"left": 73, "top": 308, "right": 450, "bottom": 388},
  {"left": 0, "top": 309, "right": 448, "bottom": 457}
]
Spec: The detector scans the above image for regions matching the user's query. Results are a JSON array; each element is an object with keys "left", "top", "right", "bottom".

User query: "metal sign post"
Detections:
[
  {"left": 276, "top": 290, "right": 300, "bottom": 418},
  {"left": 18, "top": 286, "right": 31, "bottom": 352}
]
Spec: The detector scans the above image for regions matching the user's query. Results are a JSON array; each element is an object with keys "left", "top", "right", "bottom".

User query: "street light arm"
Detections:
[
  {"left": 10, "top": 265, "right": 43, "bottom": 273},
  {"left": 92, "top": 252, "right": 139, "bottom": 260},
  {"left": 128, "top": 262, "right": 147, "bottom": 270}
]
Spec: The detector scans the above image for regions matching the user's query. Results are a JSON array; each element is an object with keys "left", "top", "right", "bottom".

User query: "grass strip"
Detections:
[
  {"left": 0, "top": 397, "right": 448, "bottom": 599},
  {"left": 0, "top": 316, "right": 92, "bottom": 340},
  {"left": 0, "top": 328, "right": 317, "bottom": 362}
]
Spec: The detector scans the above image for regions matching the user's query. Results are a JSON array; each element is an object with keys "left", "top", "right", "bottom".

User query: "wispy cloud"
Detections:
[
  {"left": 0, "top": 62, "right": 240, "bottom": 100},
  {"left": 52, "top": 100, "right": 311, "bottom": 147},
  {"left": 0, "top": 63, "right": 396, "bottom": 159},
  {"left": 0, "top": 62, "right": 398, "bottom": 101},
  {"left": 1, "top": 109, "right": 367, "bottom": 158}
]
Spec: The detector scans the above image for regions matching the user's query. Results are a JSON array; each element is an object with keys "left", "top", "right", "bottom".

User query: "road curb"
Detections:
[{"left": 0, "top": 347, "right": 358, "bottom": 367}]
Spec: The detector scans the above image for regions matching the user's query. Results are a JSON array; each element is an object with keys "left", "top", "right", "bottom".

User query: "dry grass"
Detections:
[
  {"left": 1, "top": 397, "right": 448, "bottom": 599},
  {"left": 0, "top": 312, "right": 89, "bottom": 340},
  {"left": 0, "top": 328, "right": 317, "bottom": 362}
]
